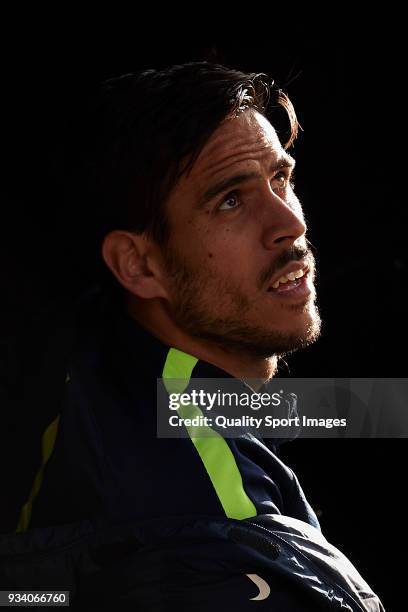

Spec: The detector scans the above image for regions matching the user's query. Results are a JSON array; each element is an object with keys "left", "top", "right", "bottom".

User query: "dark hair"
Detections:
[{"left": 68, "top": 61, "right": 299, "bottom": 300}]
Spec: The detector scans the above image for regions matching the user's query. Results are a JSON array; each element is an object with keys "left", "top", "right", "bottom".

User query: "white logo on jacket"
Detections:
[{"left": 246, "top": 574, "right": 271, "bottom": 601}]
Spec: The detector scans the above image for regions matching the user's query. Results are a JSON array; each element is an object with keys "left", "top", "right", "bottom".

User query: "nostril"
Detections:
[{"left": 274, "top": 236, "right": 288, "bottom": 244}]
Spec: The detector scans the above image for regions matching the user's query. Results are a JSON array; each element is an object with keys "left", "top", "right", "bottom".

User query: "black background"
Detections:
[{"left": 1, "top": 19, "right": 406, "bottom": 609}]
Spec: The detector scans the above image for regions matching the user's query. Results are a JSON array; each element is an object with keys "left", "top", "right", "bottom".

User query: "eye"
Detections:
[
  {"left": 218, "top": 191, "right": 241, "bottom": 211},
  {"left": 272, "top": 170, "right": 295, "bottom": 193}
]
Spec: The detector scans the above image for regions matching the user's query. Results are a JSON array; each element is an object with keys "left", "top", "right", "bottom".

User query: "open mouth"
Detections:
[{"left": 267, "top": 266, "right": 311, "bottom": 297}]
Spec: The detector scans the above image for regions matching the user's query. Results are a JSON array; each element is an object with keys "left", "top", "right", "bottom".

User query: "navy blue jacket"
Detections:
[
  {"left": 24, "top": 302, "right": 319, "bottom": 530},
  {"left": 3, "top": 295, "right": 384, "bottom": 610}
]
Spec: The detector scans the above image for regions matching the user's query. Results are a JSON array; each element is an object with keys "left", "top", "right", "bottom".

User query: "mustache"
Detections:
[{"left": 257, "top": 244, "right": 315, "bottom": 289}]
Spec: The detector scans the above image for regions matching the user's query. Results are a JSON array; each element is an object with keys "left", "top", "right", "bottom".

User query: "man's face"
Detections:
[{"left": 160, "top": 109, "right": 320, "bottom": 358}]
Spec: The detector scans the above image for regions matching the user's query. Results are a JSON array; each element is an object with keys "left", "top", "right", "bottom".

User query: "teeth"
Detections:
[{"left": 271, "top": 268, "right": 305, "bottom": 289}]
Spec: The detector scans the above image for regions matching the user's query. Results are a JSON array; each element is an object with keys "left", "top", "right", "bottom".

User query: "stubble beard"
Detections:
[{"left": 164, "top": 248, "right": 321, "bottom": 359}]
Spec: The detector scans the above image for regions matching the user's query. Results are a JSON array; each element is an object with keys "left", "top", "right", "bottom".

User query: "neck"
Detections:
[{"left": 126, "top": 297, "right": 277, "bottom": 386}]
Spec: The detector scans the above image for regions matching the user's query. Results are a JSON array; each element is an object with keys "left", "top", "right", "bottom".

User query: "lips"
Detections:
[
  {"left": 267, "top": 273, "right": 311, "bottom": 301},
  {"left": 268, "top": 260, "right": 309, "bottom": 290}
]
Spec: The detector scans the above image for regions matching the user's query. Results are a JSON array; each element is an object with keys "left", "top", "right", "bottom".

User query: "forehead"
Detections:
[
  {"left": 172, "top": 109, "right": 286, "bottom": 203},
  {"left": 196, "top": 109, "right": 282, "bottom": 176}
]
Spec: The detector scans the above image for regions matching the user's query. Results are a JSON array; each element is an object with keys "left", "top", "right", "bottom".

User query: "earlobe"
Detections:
[{"left": 101, "top": 230, "right": 169, "bottom": 300}]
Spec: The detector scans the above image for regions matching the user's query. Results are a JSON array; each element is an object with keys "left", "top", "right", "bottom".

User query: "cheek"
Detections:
[
  {"left": 181, "top": 218, "right": 262, "bottom": 282},
  {"left": 201, "top": 231, "right": 257, "bottom": 281}
]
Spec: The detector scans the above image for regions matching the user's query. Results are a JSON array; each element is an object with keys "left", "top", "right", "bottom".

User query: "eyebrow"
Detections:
[{"left": 197, "top": 155, "right": 296, "bottom": 209}]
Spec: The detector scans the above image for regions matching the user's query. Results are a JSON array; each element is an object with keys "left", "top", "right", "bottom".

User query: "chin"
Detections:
[{"left": 276, "top": 315, "right": 321, "bottom": 356}]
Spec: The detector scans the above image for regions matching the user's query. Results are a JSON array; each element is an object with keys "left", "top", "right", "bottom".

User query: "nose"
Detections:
[{"left": 261, "top": 191, "right": 307, "bottom": 250}]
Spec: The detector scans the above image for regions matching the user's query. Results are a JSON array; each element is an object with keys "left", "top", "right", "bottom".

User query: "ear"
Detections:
[{"left": 101, "top": 230, "right": 169, "bottom": 299}]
